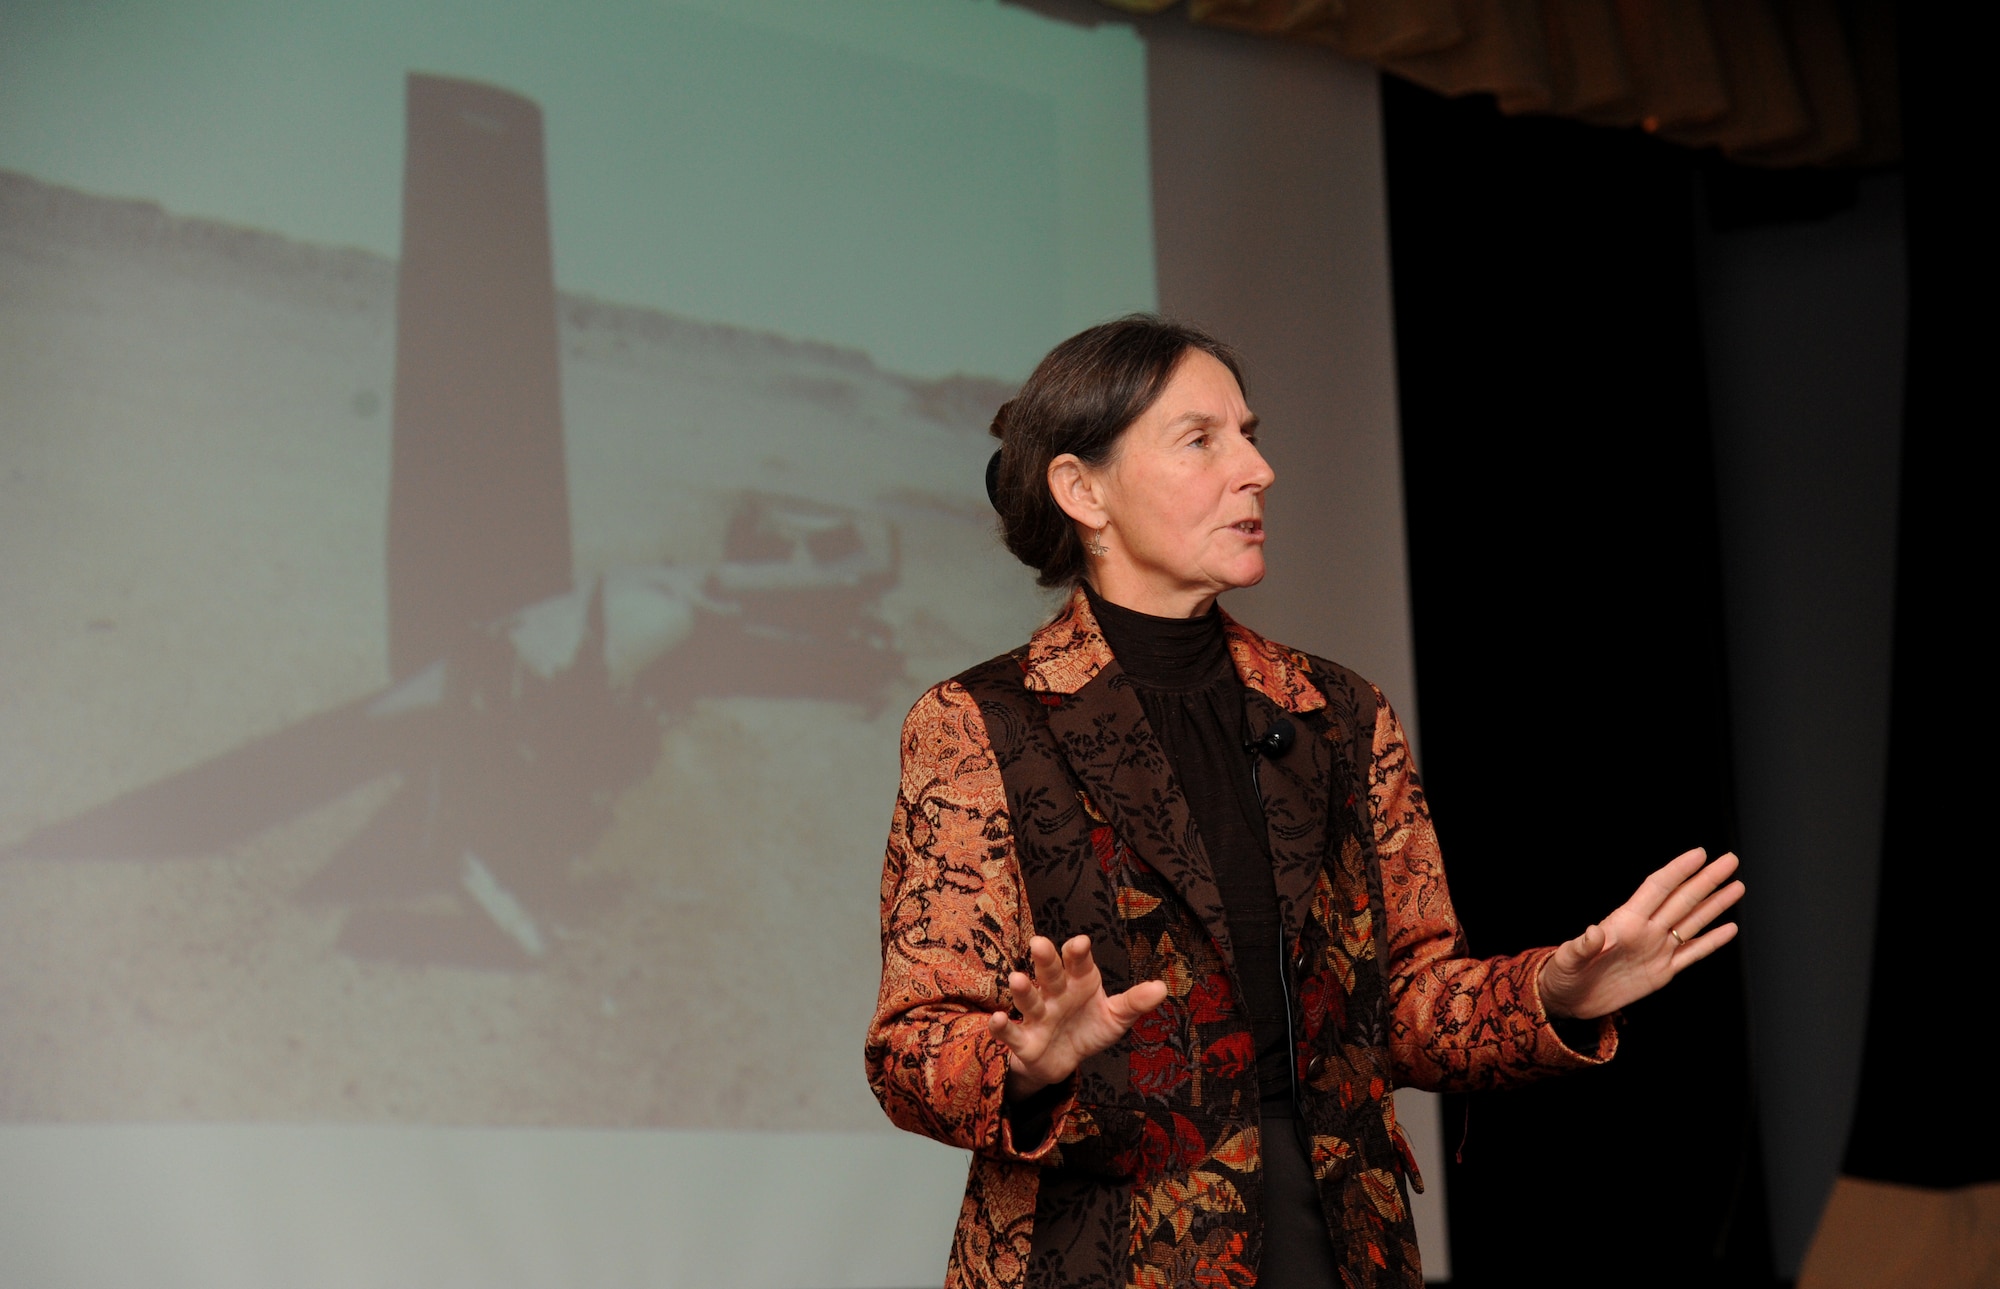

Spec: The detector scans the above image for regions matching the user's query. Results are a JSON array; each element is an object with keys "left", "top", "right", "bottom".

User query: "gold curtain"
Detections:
[{"left": 1101, "top": 0, "right": 1899, "bottom": 166}]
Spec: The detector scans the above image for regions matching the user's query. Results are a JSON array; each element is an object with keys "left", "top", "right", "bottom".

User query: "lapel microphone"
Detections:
[{"left": 1247, "top": 716, "right": 1296, "bottom": 758}]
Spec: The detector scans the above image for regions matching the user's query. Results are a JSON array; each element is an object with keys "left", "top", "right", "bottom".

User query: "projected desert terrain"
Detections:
[{"left": 0, "top": 165, "right": 1044, "bottom": 1129}]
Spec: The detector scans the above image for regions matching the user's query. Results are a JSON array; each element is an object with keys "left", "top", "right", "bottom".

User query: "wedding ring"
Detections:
[{"left": 1668, "top": 928, "right": 1685, "bottom": 947}]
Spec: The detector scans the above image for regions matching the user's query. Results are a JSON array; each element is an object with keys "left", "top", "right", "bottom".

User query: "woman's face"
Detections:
[{"left": 1049, "top": 349, "right": 1274, "bottom": 617}]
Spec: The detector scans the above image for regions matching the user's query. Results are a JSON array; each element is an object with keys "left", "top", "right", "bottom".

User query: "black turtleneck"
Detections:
[
  {"left": 1083, "top": 584, "right": 1342, "bottom": 1286},
  {"left": 1084, "top": 583, "right": 1290, "bottom": 1110}
]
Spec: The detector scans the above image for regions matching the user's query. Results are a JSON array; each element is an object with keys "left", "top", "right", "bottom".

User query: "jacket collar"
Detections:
[
  {"left": 1023, "top": 584, "right": 1327, "bottom": 715},
  {"left": 1028, "top": 585, "right": 1334, "bottom": 964}
]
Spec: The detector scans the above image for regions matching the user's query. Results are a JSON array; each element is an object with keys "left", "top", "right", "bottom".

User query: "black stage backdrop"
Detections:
[
  {"left": 1842, "top": 5, "right": 1995, "bottom": 1193},
  {"left": 1382, "top": 78, "right": 1776, "bottom": 1286}
]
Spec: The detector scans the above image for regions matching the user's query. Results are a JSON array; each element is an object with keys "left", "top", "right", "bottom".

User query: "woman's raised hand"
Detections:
[
  {"left": 1537, "top": 847, "right": 1745, "bottom": 1021},
  {"left": 990, "top": 934, "right": 1169, "bottom": 1099}
]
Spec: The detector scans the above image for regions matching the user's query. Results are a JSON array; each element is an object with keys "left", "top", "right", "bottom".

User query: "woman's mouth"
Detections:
[{"left": 1232, "top": 519, "right": 1264, "bottom": 540}]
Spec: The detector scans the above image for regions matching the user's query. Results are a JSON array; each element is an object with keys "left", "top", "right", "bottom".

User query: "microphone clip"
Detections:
[{"left": 1247, "top": 715, "right": 1296, "bottom": 758}]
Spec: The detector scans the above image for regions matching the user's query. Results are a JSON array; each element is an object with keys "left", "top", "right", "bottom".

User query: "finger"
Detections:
[
  {"left": 1027, "top": 936, "right": 1063, "bottom": 991},
  {"left": 987, "top": 1009, "right": 1030, "bottom": 1055},
  {"left": 989, "top": 1011, "right": 1049, "bottom": 1069},
  {"left": 1549, "top": 924, "right": 1605, "bottom": 992},
  {"left": 1672, "top": 879, "right": 1746, "bottom": 940},
  {"left": 1547, "top": 926, "right": 1591, "bottom": 976},
  {"left": 1654, "top": 853, "right": 1741, "bottom": 929},
  {"left": 1669, "top": 921, "right": 1738, "bottom": 970},
  {"left": 1006, "top": 970, "right": 1047, "bottom": 1022},
  {"left": 1035, "top": 936, "right": 1091, "bottom": 1007},
  {"left": 1627, "top": 847, "right": 1708, "bottom": 919},
  {"left": 1060, "top": 935, "right": 1096, "bottom": 984},
  {"left": 1106, "top": 979, "right": 1169, "bottom": 1024}
]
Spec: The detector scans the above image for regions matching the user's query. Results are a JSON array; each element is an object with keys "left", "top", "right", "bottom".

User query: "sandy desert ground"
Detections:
[{"left": 0, "top": 169, "right": 1051, "bottom": 1129}]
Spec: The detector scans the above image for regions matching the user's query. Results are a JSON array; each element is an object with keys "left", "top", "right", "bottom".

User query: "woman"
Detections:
[{"left": 866, "top": 317, "right": 1742, "bottom": 1288}]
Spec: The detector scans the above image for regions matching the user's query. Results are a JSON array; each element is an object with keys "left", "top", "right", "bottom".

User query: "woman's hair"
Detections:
[{"left": 989, "top": 314, "right": 1244, "bottom": 588}]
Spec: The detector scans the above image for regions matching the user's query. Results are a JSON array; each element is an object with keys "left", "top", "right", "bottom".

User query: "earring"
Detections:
[{"left": 1085, "top": 527, "right": 1109, "bottom": 557}]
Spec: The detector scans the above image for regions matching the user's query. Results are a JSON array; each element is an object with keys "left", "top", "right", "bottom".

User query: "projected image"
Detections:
[
  {"left": 14, "top": 76, "right": 917, "bottom": 970},
  {"left": 0, "top": 2, "right": 1153, "bottom": 1129}
]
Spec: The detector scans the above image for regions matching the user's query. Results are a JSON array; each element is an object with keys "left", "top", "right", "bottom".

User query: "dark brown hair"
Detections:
[{"left": 989, "top": 315, "right": 1245, "bottom": 588}]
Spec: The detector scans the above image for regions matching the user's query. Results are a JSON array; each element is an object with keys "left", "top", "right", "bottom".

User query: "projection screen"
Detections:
[{"left": 0, "top": 1, "right": 1439, "bottom": 1284}]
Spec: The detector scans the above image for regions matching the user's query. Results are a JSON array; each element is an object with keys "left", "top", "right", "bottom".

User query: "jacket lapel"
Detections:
[
  {"left": 1243, "top": 686, "right": 1337, "bottom": 939},
  {"left": 1047, "top": 663, "right": 1235, "bottom": 967},
  {"left": 1023, "top": 590, "right": 1342, "bottom": 965},
  {"left": 1225, "top": 616, "right": 1334, "bottom": 940},
  {"left": 1029, "top": 589, "right": 1235, "bottom": 966}
]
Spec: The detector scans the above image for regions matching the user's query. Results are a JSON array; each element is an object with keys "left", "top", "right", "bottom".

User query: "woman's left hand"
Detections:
[{"left": 1538, "top": 847, "right": 1745, "bottom": 1021}]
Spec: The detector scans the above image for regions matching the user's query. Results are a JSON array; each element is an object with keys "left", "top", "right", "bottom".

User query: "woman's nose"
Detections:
[{"left": 1241, "top": 441, "right": 1276, "bottom": 491}]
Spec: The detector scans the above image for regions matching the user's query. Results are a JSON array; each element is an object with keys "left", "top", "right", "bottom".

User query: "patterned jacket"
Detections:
[{"left": 866, "top": 589, "right": 1613, "bottom": 1288}]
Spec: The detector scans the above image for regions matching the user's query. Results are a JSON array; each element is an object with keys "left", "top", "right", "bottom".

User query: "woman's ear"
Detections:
[{"left": 1047, "top": 453, "right": 1108, "bottom": 529}]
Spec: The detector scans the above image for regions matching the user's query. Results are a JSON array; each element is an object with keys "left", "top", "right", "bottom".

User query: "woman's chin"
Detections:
[{"left": 1219, "top": 554, "right": 1267, "bottom": 591}]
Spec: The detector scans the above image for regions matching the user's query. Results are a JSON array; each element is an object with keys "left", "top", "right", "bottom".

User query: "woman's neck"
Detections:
[
  {"left": 1082, "top": 581, "right": 1229, "bottom": 691},
  {"left": 1082, "top": 570, "right": 1217, "bottom": 620}
]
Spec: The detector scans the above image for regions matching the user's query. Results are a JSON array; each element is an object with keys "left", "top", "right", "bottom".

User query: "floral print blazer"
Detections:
[{"left": 867, "top": 589, "right": 1613, "bottom": 1288}]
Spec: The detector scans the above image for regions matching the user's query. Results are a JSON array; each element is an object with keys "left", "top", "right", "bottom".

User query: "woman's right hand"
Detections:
[{"left": 989, "top": 934, "right": 1168, "bottom": 1099}]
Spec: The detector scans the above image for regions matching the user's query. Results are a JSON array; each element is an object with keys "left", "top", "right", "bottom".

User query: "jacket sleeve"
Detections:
[
  {"left": 1369, "top": 690, "right": 1617, "bottom": 1091},
  {"left": 865, "top": 680, "right": 1077, "bottom": 1162}
]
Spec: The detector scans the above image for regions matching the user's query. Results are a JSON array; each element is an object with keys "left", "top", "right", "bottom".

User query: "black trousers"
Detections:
[{"left": 1258, "top": 1105, "right": 1344, "bottom": 1288}]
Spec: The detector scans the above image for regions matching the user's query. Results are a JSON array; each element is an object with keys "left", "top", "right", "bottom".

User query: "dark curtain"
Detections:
[
  {"left": 1839, "top": 4, "right": 1995, "bottom": 1193},
  {"left": 1106, "top": 0, "right": 1899, "bottom": 167},
  {"left": 1383, "top": 76, "right": 1775, "bottom": 1285}
]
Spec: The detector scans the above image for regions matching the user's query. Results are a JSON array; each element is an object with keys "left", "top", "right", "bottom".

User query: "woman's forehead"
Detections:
[{"left": 1140, "top": 354, "right": 1254, "bottom": 433}]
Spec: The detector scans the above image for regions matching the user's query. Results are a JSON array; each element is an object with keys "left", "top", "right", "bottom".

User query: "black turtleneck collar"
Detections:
[{"left": 1083, "top": 580, "right": 1232, "bottom": 692}]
